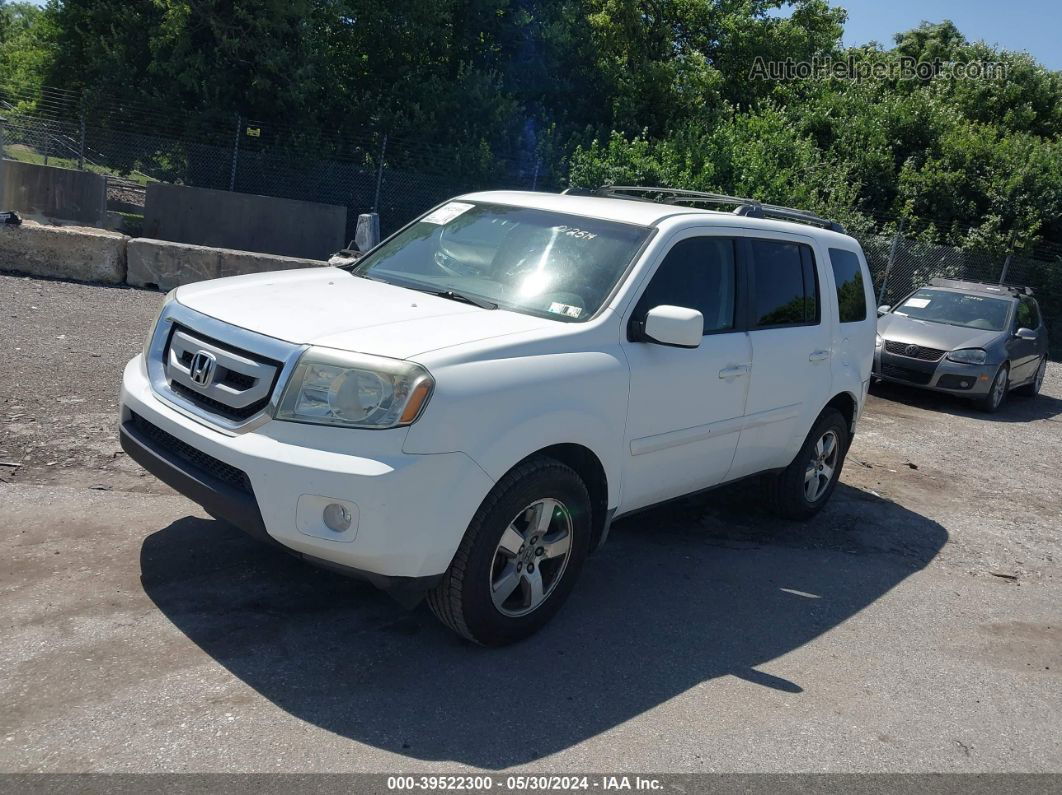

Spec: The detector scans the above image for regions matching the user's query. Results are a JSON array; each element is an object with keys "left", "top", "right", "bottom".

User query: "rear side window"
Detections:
[
  {"left": 750, "top": 240, "right": 819, "bottom": 327},
  {"left": 828, "top": 248, "right": 867, "bottom": 323},
  {"left": 634, "top": 237, "right": 737, "bottom": 334}
]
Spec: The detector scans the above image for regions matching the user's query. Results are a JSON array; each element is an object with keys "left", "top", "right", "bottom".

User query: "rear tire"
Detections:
[
  {"left": 1014, "top": 358, "right": 1046, "bottom": 397},
  {"left": 976, "top": 364, "right": 1009, "bottom": 412},
  {"left": 427, "top": 455, "right": 591, "bottom": 646},
  {"left": 769, "top": 408, "right": 849, "bottom": 520}
]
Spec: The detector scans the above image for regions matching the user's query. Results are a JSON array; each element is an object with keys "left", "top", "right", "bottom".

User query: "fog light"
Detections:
[{"left": 323, "top": 503, "right": 352, "bottom": 533}]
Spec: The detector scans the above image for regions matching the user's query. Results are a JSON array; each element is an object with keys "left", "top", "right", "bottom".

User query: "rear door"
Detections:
[
  {"left": 620, "top": 232, "right": 751, "bottom": 512},
  {"left": 727, "top": 235, "right": 832, "bottom": 480}
]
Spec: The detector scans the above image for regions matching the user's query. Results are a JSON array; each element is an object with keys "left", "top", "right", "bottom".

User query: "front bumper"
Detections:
[
  {"left": 872, "top": 348, "right": 996, "bottom": 396},
  {"left": 120, "top": 356, "right": 495, "bottom": 593}
]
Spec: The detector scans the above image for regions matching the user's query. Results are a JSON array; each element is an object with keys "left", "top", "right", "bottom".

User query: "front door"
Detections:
[{"left": 620, "top": 233, "right": 751, "bottom": 513}]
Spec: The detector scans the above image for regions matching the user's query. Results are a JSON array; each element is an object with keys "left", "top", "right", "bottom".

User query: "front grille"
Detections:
[
  {"left": 170, "top": 381, "right": 262, "bottom": 421},
  {"left": 883, "top": 340, "right": 946, "bottom": 361},
  {"left": 880, "top": 362, "right": 934, "bottom": 385},
  {"left": 162, "top": 324, "right": 281, "bottom": 422},
  {"left": 130, "top": 412, "right": 253, "bottom": 494}
]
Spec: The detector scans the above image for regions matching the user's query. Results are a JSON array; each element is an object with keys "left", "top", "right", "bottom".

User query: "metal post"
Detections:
[
  {"left": 531, "top": 159, "right": 540, "bottom": 191},
  {"left": 372, "top": 134, "right": 388, "bottom": 214},
  {"left": 77, "top": 111, "right": 86, "bottom": 170},
  {"left": 229, "top": 113, "right": 241, "bottom": 191},
  {"left": 999, "top": 253, "right": 1013, "bottom": 285},
  {"left": 877, "top": 218, "right": 905, "bottom": 306},
  {"left": 43, "top": 120, "right": 50, "bottom": 165}
]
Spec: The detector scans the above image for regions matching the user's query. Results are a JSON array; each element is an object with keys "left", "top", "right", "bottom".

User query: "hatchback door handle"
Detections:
[
  {"left": 809, "top": 350, "right": 830, "bottom": 362},
  {"left": 718, "top": 365, "right": 751, "bottom": 379}
]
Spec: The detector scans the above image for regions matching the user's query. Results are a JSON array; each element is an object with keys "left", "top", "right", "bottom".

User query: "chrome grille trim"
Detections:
[
  {"left": 146, "top": 300, "right": 306, "bottom": 435},
  {"left": 167, "top": 328, "right": 277, "bottom": 409}
]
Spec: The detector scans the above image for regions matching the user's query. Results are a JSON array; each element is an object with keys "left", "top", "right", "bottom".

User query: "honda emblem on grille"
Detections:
[
  {"left": 904, "top": 344, "right": 919, "bottom": 357},
  {"left": 189, "top": 350, "right": 217, "bottom": 387}
]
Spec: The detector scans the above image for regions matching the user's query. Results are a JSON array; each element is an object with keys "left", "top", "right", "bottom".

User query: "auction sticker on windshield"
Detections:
[{"left": 421, "top": 202, "right": 475, "bottom": 225}]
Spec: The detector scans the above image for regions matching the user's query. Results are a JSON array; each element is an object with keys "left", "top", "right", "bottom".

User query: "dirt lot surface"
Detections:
[{"left": 1, "top": 273, "right": 1060, "bottom": 773}]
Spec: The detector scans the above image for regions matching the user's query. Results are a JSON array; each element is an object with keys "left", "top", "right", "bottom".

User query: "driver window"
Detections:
[
  {"left": 633, "top": 237, "right": 736, "bottom": 334},
  {"left": 1016, "top": 298, "right": 1038, "bottom": 330}
]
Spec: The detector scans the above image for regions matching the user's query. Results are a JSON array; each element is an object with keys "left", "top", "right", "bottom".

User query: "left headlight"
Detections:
[
  {"left": 946, "top": 348, "right": 987, "bottom": 365},
  {"left": 875, "top": 333, "right": 883, "bottom": 349},
  {"left": 275, "top": 347, "right": 434, "bottom": 429}
]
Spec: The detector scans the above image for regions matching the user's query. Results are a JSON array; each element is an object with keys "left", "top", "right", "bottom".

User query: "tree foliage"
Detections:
[{"left": 1, "top": 1, "right": 1060, "bottom": 251}]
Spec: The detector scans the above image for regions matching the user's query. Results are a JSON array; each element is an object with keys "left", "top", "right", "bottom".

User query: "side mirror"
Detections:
[
  {"left": 1015, "top": 327, "right": 1037, "bottom": 341},
  {"left": 877, "top": 304, "right": 891, "bottom": 316},
  {"left": 642, "top": 305, "right": 703, "bottom": 348}
]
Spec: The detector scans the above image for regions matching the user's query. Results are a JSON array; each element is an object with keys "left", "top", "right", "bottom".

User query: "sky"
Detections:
[{"left": 822, "top": 0, "right": 1060, "bottom": 70}]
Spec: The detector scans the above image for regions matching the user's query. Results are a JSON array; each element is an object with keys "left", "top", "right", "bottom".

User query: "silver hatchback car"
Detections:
[{"left": 874, "top": 278, "right": 1049, "bottom": 412}]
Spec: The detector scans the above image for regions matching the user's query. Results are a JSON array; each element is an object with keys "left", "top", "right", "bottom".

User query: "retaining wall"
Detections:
[
  {"left": 143, "top": 183, "right": 346, "bottom": 260},
  {"left": 0, "top": 159, "right": 108, "bottom": 226}
]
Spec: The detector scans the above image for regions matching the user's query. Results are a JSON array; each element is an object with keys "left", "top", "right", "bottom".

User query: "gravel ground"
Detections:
[{"left": 0, "top": 272, "right": 1059, "bottom": 773}]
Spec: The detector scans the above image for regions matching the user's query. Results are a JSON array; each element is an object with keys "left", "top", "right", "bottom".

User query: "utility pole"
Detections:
[
  {"left": 877, "top": 218, "right": 905, "bottom": 307},
  {"left": 229, "top": 114, "right": 241, "bottom": 191},
  {"left": 372, "top": 134, "right": 388, "bottom": 214}
]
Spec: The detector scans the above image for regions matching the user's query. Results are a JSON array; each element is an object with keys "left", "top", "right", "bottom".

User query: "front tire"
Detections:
[
  {"left": 769, "top": 408, "right": 850, "bottom": 520},
  {"left": 427, "top": 456, "right": 591, "bottom": 646},
  {"left": 976, "top": 364, "right": 1009, "bottom": 412}
]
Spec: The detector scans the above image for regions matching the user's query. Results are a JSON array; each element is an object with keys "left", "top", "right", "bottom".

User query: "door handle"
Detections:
[
  {"left": 718, "top": 365, "right": 751, "bottom": 379},
  {"left": 809, "top": 350, "right": 830, "bottom": 363}
]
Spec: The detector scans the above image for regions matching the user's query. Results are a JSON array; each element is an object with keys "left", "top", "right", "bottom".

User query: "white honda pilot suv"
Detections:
[{"left": 120, "top": 187, "right": 875, "bottom": 645}]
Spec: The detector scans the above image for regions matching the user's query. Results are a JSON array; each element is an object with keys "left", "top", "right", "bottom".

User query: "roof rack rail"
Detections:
[
  {"left": 929, "top": 277, "right": 1034, "bottom": 297},
  {"left": 571, "top": 185, "right": 847, "bottom": 234}
]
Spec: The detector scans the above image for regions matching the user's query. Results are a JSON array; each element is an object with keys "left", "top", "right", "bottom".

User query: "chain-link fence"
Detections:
[
  {"left": 1, "top": 84, "right": 1060, "bottom": 357},
  {"left": 0, "top": 85, "right": 550, "bottom": 239}
]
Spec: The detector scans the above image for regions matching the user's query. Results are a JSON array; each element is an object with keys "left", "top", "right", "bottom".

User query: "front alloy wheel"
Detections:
[
  {"left": 490, "top": 498, "right": 572, "bottom": 617},
  {"left": 977, "top": 364, "right": 1009, "bottom": 412},
  {"left": 427, "top": 456, "right": 591, "bottom": 645}
]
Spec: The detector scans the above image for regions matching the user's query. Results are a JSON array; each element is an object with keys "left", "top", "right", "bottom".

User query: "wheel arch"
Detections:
[
  {"left": 504, "top": 443, "right": 610, "bottom": 554},
  {"left": 823, "top": 390, "right": 858, "bottom": 433}
]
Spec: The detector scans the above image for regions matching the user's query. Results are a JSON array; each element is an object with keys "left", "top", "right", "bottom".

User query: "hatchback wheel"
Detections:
[
  {"left": 427, "top": 456, "right": 590, "bottom": 646},
  {"left": 769, "top": 408, "right": 849, "bottom": 520},
  {"left": 976, "top": 364, "right": 1009, "bottom": 412},
  {"left": 1015, "top": 358, "right": 1047, "bottom": 397}
]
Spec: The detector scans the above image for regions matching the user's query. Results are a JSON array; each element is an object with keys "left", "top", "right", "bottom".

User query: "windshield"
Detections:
[
  {"left": 352, "top": 201, "right": 651, "bottom": 321},
  {"left": 893, "top": 288, "right": 1011, "bottom": 332}
]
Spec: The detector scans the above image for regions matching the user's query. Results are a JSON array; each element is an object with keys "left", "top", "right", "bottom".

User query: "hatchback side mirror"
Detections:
[
  {"left": 641, "top": 305, "right": 703, "bottom": 348},
  {"left": 877, "top": 304, "right": 891, "bottom": 315},
  {"left": 1015, "top": 327, "right": 1037, "bottom": 341}
]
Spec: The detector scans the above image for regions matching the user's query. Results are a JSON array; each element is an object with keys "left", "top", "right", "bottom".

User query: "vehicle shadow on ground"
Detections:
[
  {"left": 140, "top": 482, "right": 946, "bottom": 768},
  {"left": 870, "top": 379, "right": 1062, "bottom": 422}
]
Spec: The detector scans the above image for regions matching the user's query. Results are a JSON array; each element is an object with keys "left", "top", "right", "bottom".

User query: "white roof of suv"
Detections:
[{"left": 459, "top": 190, "right": 856, "bottom": 243}]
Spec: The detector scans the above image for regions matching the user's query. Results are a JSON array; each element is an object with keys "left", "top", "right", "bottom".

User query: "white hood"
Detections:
[{"left": 174, "top": 268, "right": 551, "bottom": 359}]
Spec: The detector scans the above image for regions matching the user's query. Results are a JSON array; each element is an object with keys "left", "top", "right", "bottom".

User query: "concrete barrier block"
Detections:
[
  {"left": 127, "top": 238, "right": 326, "bottom": 291},
  {"left": 0, "top": 220, "right": 127, "bottom": 283}
]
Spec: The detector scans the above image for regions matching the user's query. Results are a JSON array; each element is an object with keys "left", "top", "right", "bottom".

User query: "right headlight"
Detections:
[
  {"left": 946, "top": 348, "right": 987, "bottom": 365},
  {"left": 275, "top": 347, "right": 434, "bottom": 429},
  {"left": 143, "top": 289, "right": 178, "bottom": 358}
]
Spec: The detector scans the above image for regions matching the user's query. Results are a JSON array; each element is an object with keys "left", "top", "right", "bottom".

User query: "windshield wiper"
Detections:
[{"left": 424, "top": 289, "right": 498, "bottom": 310}]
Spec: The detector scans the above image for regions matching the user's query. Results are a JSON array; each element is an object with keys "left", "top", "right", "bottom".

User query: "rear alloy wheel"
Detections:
[
  {"left": 976, "top": 364, "right": 1009, "bottom": 412},
  {"left": 1015, "top": 358, "right": 1046, "bottom": 397},
  {"left": 769, "top": 408, "right": 850, "bottom": 520},
  {"left": 427, "top": 456, "right": 590, "bottom": 646}
]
